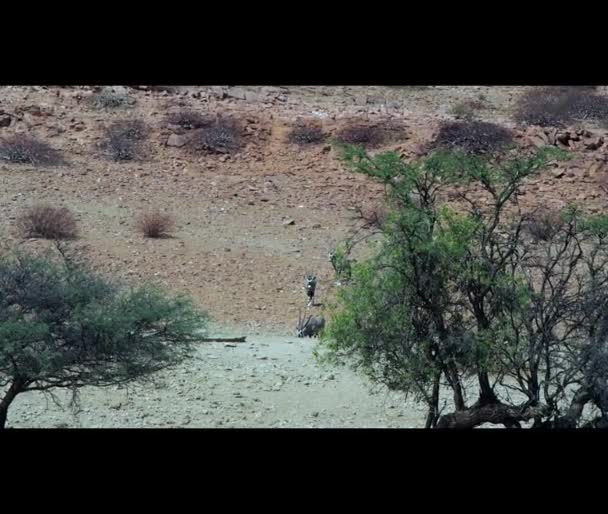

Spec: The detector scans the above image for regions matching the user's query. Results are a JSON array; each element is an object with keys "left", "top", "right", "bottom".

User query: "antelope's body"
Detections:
[{"left": 296, "top": 311, "right": 325, "bottom": 338}]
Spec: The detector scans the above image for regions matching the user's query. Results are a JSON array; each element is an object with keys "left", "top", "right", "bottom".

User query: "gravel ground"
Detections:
[{"left": 7, "top": 333, "right": 431, "bottom": 429}]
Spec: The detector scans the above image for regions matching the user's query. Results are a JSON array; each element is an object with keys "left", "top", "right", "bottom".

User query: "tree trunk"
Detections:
[
  {"left": 0, "top": 381, "right": 23, "bottom": 430},
  {"left": 444, "top": 364, "right": 466, "bottom": 411},
  {"left": 477, "top": 371, "right": 498, "bottom": 405},
  {"left": 425, "top": 371, "right": 442, "bottom": 429},
  {"left": 436, "top": 402, "right": 548, "bottom": 429},
  {"left": 551, "top": 388, "right": 590, "bottom": 429}
]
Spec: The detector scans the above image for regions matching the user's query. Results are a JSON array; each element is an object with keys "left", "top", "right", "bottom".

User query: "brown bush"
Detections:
[
  {"left": 430, "top": 120, "right": 514, "bottom": 155},
  {"left": 187, "top": 118, "right": 241, "bottom": 155},
  {"left": 17, "top": 205, "right": 78, "bottom": 240},
  {"left": 0, "top": 136, "right": 65, "bottom": 166},
  {"left": 103, "top": 119, "right": 149, "bottom": 162},
  {"left": 287, "top": 124, "right": 326, "bottom": 145},
  {"left": 335, "top": 124, "right": 384, "bottom": 147},
  {"left": 524, "top": 209, "right": 563, "bottom": 242},
  {"left": 136, "top": 210, "right": 175, "bottom": 238},
  {"left": 513, "top": 87, "right": 608, "bottom": 128}
]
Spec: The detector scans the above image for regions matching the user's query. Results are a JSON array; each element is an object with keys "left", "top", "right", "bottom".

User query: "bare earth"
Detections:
[{"left": 2, "top": 85, "right": 607, "bottom": 428}]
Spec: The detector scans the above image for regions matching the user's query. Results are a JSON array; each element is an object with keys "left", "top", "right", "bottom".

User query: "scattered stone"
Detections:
[
  {"left": 167, "top": 134, "right": 188, "bottom": 147},
  {"left": 282, "top": 218, "right": 295, "bottom": 226},
  {"left": 226, "top": 87, "right": 247, "bottom": 100},
  {"left": 585, "top": 137, "right": 604, "bottom": 151}
]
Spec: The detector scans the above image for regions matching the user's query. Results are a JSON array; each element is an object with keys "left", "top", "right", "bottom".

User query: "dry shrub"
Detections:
[
  {"left": 450, "top": 99, "right": 486, "bottom": 120},
  {"left": 104, "top": 119, "right": 149, "bottom": 162},
  {"left": 525, "top": 209, "right": 563, "bottom": 242},
  {"left": 91, "top": 88, "right": 133, "bottom": 110},
  {"left": 514, "top": 86, "right": 608, "bottom": 128},
  {"left": 0, "top": 136, "right": 64, "bottom": 166},
  {"left": 187, "top": 118, "right": 241, "bottom": 155},
  {"left": 136, "top": 210, "right": 175, "bottom": 238},
  {"left": 430, "top": 120, "right": 514, "bottom": 155},
  {"left": 287, "top": 123, "right": 326, "bottom": 145},
  {"left": 147, "top": 86, "right": 178, "bottom": 94},
  {"left": 361, "top": 205, "right": 386, "bottom": 230},
  {"left": 166, "top": 111, "right": 213, "bottom": 130},
  {"left": 336, "top": 124, "right": 384, "bottom": 147},
  {"left": 17, "top": 205, "right": 78, "bottom": 240}
]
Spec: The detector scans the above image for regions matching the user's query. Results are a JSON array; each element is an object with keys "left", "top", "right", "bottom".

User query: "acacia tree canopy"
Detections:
[
  {"left": 0, "top": 248, "right": 208, "bottom": 428},
  {"left": 317, "top": 145, "right": 608, "bottom": 428}
]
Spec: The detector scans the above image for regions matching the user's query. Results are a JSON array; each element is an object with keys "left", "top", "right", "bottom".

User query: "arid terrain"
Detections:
[{"left": 2, "top": 85, "right": 608, "bottom": 428}]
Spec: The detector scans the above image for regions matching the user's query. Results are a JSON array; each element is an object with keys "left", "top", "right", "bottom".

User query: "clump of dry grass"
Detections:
[
  {"left": 287, "top": 123, "right": 326, "bottom": 145},
  {"left": 136, "top": 210, "right": 175, "bottom": 238},
  {"left": 187, "top": 118, "right": 242, "bottom": 155},
  {"left": 0, "top": 136, "right": 65, "bottom": 166},
  {"left": 91, "top": 88, "right": 133, "bottom": 110},
  {"left": 513, "top": 86, "right": 608, "bottom": 128},
  {"left": 524, "top": 209, "right": 563, "bottom": 242},
  {"left": 335, "top": 124, "right": 384, "bottom": 147},
  {"left": 17, "top": 204, "right": 78, "bottom": 240},
  {"left": 103, "top": 119, "right": 149, "bottom": 162},
  {"left": 430, "top": 120, "right": 514, "bottom": 155}
]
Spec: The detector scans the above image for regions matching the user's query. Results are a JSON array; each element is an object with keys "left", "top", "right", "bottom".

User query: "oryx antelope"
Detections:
[
  {"left": 304, "top": 273, "right": 317, "bottom": 307},
  {"left": 296, "top": 310, "right": 326, "bottom": 338}
]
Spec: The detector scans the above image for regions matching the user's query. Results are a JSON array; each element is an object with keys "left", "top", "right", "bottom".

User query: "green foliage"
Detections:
[
  {"left": 0, "top": 248, "right": 208, "bottom": 427},
  {"left": 317, "top": 145, "right": 602, "bottom": 428},
  {"left": 329, "top": 243, "right": 353, "bottom": 283}
]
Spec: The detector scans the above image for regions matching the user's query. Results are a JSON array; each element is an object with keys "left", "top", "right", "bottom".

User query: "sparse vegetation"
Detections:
[
  {"left": 335, "top": 124, "right": 384, "bottom": 148},
  {"left": 103, "top": 119, "right": 149, "bottom": 161},
  {"left": 0, "top": 136, "right": 64, "bottom": 166},
  {"left": 17, "top": 204, "right": 78, "bottom": 240},
  {"left": 91, "top": 88, "right": 133, "bottom": 110},
  {"left": 287, "top": 123, "right": 326, "bottom": 145},
  {"left": 0, "top": 247, "right": 208, "bottom": 428},
  {"left": 430, "top": 120, "right": 514, "bottom": 155},
  {"left": 187, "top": 118, "right": 242, "bottom": 155},
  {"left": 514, "top": 86, "right": 608, "bottom": 127},
  {"left": 136, "top": 210, "right": 175, "bottom": 238}
]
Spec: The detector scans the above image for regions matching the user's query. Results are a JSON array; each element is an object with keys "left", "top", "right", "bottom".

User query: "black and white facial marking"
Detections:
[{"left": 304, "top": 273, "right": 317, "bottom": 307}]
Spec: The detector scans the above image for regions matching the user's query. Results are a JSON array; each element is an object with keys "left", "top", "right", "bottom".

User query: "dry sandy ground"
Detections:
[{"left": 7, "top": 333, "right": 429, "bottom": 429}]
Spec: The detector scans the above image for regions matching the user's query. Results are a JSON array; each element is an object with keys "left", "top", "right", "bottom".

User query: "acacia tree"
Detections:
[
  {"left": 316, "top": 145, "right": 608, "bottom": 428},
  {"left": 0, "top": 246, "right": 208, "bottom": 428}
]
